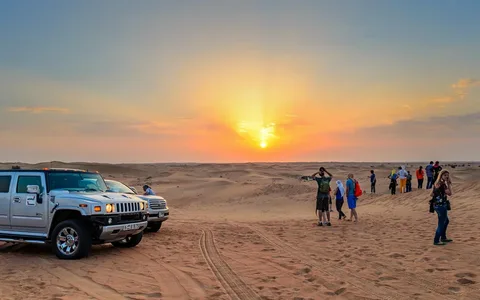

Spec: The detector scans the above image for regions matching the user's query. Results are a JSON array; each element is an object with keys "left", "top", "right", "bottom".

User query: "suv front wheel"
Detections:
[
  {"left": 51, "top": 219, "right": 91, "bottom": 259},
  {"left": 111, "top": 232, "right": 143, "bottom": 248},
  {"left": 146, "top": 222, "right": 162, "bottom": 232}
]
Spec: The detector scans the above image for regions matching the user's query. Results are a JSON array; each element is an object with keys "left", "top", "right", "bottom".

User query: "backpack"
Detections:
[
  {"left": 354, "top": 180, "right": 363, "bottom": 197},
  {"left": 318, "top": 178, "right": 330, "bottom": 194}
]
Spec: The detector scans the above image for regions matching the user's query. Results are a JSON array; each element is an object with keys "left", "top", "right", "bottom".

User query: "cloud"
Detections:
[
  {"left": 349, "top": 112, "right": 480, "bottom": 142},
  {"left": 451, "top": 78, "right": 480, "bottom": 99},
  {"left": 7, "top": 106, "right": 70, "bottom": 114},
  {"left": 430, "top": 97, "right": 456, "bottom": 104}
]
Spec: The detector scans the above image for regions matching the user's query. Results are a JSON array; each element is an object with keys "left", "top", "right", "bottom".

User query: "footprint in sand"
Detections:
[
  {"left": 455, "top": 273, "right": 477, "bottom": 285},
  {"left": 448, "top": 287, "right": 461, "bottom": 293},
  {"left": 379, "top": 276, "right": 398, "bottom": 281},
  {"left": 389, "top": 253, "right": 406, "bottom": 259},
  {"left": 457, "top": 278, "right": 476, "bottom": 285}
]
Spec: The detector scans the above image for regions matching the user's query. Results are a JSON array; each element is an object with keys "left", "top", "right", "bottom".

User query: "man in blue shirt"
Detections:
[
  {"left": 425, "top": 161, "right": 434, "bottom": 189},
  {"left": 370, "top": 170, "right": 376, "bottom": 194},
  {"left": 345, "top": 174, "right": 358, "bottom": 222}
]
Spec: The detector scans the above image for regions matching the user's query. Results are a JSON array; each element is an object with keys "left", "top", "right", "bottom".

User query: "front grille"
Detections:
[
  {"left": 119, "top": 213, "right": 143, "bottom": 222},
  {"left": 149, "top": 199, "right": 166, "bottom": 209},
  {"left": 116, "top": 202, "right": 140, "bottom": 213}
]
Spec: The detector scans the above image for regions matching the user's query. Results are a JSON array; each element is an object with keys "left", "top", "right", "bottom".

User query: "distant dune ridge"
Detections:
[{"left": 1, "top": 161, "right": 480, "bottom": 299}]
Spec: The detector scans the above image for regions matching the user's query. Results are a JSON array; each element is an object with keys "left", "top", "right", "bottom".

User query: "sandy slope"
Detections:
[{"left": 1, "top": 162, "right": 480, "bottom": 300}]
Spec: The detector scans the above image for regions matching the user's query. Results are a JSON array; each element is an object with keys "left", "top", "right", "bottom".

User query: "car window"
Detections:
[
  {"left": 16, "top": 176, "right": 42, "bottom": 193},
  {"left": 106, "top": 180, "right": 135, "bottom": 194},
  {"left": 0, "top": 176, "right": 11, "bottom": 193}
]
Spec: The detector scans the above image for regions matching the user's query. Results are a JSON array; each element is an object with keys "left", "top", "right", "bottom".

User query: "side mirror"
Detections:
[
  {"left": 27, "top": 185, "right": 40, "bottom": 194},
  {"left": 130, "top": 187, "right": 138, "bottom": 194},
  {"left": 27, "top": 185, "right": 43, "bottom": 204}
]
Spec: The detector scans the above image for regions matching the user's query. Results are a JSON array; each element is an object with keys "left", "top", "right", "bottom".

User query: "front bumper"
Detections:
[
  {"left": 98, "top": 221, "right": 148, "bottom": 241},
  {"left": 147, "top": 208, "right": 169, "bottom": 223}
]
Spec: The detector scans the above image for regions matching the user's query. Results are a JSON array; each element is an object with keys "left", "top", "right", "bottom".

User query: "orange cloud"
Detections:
[
  {"left": 7, "top": 106, "right": 70, "bottom": 114},
  {"left": 451, "top": 78, "right": 480, "bottom": 99}
]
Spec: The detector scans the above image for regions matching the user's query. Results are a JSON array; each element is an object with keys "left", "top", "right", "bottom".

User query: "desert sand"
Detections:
[{"left": 1, "top": 161, "right": 480, "bottom": 300}]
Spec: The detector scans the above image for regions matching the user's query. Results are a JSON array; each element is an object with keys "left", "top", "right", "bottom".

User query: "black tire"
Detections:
[
  {"left": 146, "top": 222, "right": 162, "bottom": 233},
  {"left": 51, "top": 219, "right": 91, "bottom": 260},
  {"left": 111, "top": 232, "right": 143, "bottom": 248}
]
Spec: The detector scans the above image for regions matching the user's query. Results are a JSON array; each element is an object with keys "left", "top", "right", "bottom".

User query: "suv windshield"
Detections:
[
  {"left": 105, "top": 180, "right": 135, "bottom": 194},
  {"left": 47, "top": 172, "right": 108, "bottom": 192}
]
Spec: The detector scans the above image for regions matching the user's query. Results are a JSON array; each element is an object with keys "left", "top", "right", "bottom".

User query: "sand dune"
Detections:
[{"left": 1, "top": 162, "right": 480, "bottom": 299}]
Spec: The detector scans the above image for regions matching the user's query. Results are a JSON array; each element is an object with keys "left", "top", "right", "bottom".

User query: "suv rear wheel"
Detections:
[
  {"left": 51, "top": 219, "right": 91, "bottom": 259},
  {"left": 111, "top": 232, "right": 143, "bottom": 248}
]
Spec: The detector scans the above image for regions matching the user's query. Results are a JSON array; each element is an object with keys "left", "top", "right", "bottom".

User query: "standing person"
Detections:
[
  {"left": 369, "top": 170, "right": 376, "bottom": 194},
  {"left": 433, "top": 161, "right": 443, "bottom": 183},
  {"left": 416, "top": 166, "right": 425, "bottom": 189},
  {"left": 406, "top": 171, "right": 413, "bottom": 192},
  {"left": 143, "top": 184, "right": 155, "bottom": 195},
  {"left": 345, "top": 174, "right": 358, "bottom": 222},
  {"left": 397, "top": 166, "right": 408, "bottom": 193},
  {"left": 388, "top": 171, "right": 398, "bottom": 195},
  {"left": 329, "top": 187, "right": 334, "bottom": 212},
  {"left": 425, "top": 161, "right": 434, "bottom": 189},
  {"left": 430, "top": 170, "right": 453, "bottom": 246},
  {"left": 334, "top": 180, "right": 347, "bottom": 220},
  {"left": 311, "top": 167, "right": 333, "bottom": 226}
]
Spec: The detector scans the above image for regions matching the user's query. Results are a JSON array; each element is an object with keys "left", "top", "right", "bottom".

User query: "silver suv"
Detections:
[
  {"left": 105, "top": 179, "right": 169, "bottom": 232},
  {"left": 0, "top": 168, "right": 148, "bottom": 259}
]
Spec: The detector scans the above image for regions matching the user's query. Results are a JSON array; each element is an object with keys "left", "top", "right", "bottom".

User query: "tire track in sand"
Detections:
[
  {"left": 199, "top": 230, "right": 260, "bottom": 300},
  {"left": 116, "top": 248, "right": 196, "bottom": 300},
  {"left": 248, "top": 226, "right": 407, "bottom": 300},
  {"left": 39, "top": 258, "right": 127, "bottom": 300}
]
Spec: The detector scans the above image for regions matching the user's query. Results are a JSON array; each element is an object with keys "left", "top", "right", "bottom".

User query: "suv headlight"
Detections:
[
  {"left": 106, "top": 203, "right": 114, "bottom": 213},
  {"left": 139, "top": 202, "right": 144, "bottom": 210}
]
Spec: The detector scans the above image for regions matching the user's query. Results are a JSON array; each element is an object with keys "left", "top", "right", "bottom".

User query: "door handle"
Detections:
[{"left": 13, "top": 197, "right": 21, "bottom": 203}]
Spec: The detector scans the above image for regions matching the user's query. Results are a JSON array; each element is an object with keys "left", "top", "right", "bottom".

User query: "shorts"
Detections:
[
  {"left": 316, "top": 195, "right": 329, "bottom": 212},
  {"left": 347, "top": 194, "right": 357, "bottom": 209}
]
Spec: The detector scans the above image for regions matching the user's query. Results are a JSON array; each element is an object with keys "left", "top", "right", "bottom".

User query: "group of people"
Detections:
[
  {"left": 310, "top": 167, "right": 359, "bottom": 226},
  {"left": 310, "top": 163, "right": 454, "bottom": 246},
  {"left": 384, "top": 161, "right": 443, "bottom": 195}
]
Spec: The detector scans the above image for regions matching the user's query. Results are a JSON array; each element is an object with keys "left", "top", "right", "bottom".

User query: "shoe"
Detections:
[
  {"left": 434, "top": 242, "right": 446, "bottom": 246},
  {"left": 317, "top": 222, "right": 323, "bottom": 226},
  {"left": 326, "top": 222, "right": 331, "bottom": 226},
  {"left": 441, "top": 238, "right": 453, "bottom": 243}
]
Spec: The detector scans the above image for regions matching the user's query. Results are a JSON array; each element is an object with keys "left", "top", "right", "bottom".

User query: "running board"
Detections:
[{"left": 0, "top": 237, "right": 46, "bottom": 244}]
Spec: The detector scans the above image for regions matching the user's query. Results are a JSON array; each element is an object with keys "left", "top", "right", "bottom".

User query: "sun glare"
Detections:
[{"left": 235, "top": 121, "right": 276, "bottom": 150}]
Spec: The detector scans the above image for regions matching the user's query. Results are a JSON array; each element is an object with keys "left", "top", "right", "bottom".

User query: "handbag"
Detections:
[{"left": 446, "top": 200, "right": 451, "bottom": 211}]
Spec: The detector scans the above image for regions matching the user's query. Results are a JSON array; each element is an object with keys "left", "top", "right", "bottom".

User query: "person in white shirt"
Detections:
[{"left": 397, "top": 166, "right": 408, "bottom": 193}]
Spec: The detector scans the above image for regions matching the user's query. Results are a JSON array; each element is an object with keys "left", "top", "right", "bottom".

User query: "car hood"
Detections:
[
  {"left": 135, "top": 195, "right": 166, "bottom": 201},
  {"left": 51, "top": 190, "right": 146, "bottom": 204}
]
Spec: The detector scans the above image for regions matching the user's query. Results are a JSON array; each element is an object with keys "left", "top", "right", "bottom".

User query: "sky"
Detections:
[{"left": 1, "top": 0, "right": 480, "bottom": 163}]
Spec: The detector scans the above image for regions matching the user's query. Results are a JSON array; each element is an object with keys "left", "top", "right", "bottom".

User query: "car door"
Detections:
[
  {"left": 10, "top": 172, "right": 48, "bottom": 232},
  {"left": 0, "top": 173, "right": 13, "bottom": 230}
]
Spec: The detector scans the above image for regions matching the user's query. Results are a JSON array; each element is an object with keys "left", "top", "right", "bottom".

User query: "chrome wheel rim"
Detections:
[{"left": 56, "top": 227, "right": 79, "bottom": 256}]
